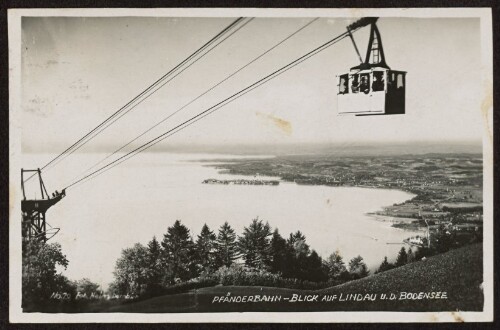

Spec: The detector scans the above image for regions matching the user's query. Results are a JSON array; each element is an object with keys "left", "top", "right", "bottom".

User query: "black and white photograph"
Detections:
[{"left": 8, "top": 7, "right": 494, "bottom": 323}]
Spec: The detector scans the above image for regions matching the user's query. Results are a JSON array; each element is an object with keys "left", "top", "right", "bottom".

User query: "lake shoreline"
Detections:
[{"left": 23, "top": 152, "right": 433, "bottom": 287}]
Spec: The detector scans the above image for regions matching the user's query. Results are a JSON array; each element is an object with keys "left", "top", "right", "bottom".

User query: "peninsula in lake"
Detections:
[{"left": 205, "top": 152, "right": 483, "bottom": 245}]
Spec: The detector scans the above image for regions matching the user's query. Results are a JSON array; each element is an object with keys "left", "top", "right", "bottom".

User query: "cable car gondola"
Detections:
[{"left": 337, "top": 18, "right": 406, "bottom": 116}]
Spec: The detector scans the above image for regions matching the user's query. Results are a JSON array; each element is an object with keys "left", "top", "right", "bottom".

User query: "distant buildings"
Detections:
[
  {"left": 202, "top": 178, "right": 279, "bottom": 186},
  {"left": 405, "top": 236, "right": 426, "bottom": 247}
]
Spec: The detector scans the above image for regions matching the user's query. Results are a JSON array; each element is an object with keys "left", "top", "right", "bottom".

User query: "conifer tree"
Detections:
[
  {"left": 195, "top": 224, "right": 217, "bottom": 272},
  {"left": 304, "top": 250, "right": 328, "bottom": 282},
  {"left": 376, "top": 256, "right": 394, "bottom": 273},
  {"left": 161, "top": 220, "right": 196, "bottom": 284},
  {"left": 406, "top": 247, "right": 415, "bottom": 264},
  {"left": 269, "top": 229, "right": 292, "bottom": 277},
  {"left": 238, "top": 218, "right": 272, "bottom": 270},
  {"left": 148, "top": 236, "right": 161, "bottom": 261},
  {"left": 215, "top": 222, "right": 238, "bottom": 268},
  {"left": 146, "top": 236, "right": 162, "bottom": 292},
  {"left": 395, "top": 247, "right": 408, "bottom": 267}
]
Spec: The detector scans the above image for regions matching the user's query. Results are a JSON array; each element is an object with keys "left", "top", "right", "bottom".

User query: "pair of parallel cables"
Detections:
[
  {"left": 35, "top": 17, "right": 249, "bottom": 177},
  {"left": 31, "top": 17, "right": 363, "bottom": 190}
]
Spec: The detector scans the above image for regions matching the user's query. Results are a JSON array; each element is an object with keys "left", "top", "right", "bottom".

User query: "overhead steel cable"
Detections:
[
  {"left": 44, "top": 17, "right": 254, "bottom": 173},
  {"left": 26, "top": 17, "right": 245, "bottom": 182},
  {"left": 64, "top": 23, "right": 362, "bottom": 191},
  {"left": 42, "top": 17, "right": 248, "bottom": 173},
  {"left": 65, "top": 24, "right": 358, "bottom": 190},
  {"left": 71, "top": 18, "right": 319, "bottom": 182}
]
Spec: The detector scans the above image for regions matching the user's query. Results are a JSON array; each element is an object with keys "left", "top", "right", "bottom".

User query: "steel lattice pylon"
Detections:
[{"left": 21, "top": 169, "right": 64, "bottom": 242}]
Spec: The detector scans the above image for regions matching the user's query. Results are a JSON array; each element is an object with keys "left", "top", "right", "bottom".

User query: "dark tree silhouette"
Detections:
[
  {"left": 287, "top": 231, "right": 310, "bottom": 257},
  {"left": 74, "top": 278, "right": 102, "bottom": 298},
  {"left": 376, "top": 256, "right": 395, "bottom": 273},
  {"left": 215, "top": 222, "right": 239, "bottom": 268},
  {"left": 161, "top": 220, "right": 196, "bottom": 284},
  {"left": 22, "top": 240, "right": 72, "bottom": 304},
  {"left": 196, "top": 224, "right": 218, "bottom": 272},
  {"left": 348, "top": 255, "right": 370, "bottom": 279},
  {"left": 146, "top": 236, "right": 162, "bottom": 293},
  {"left": 112, "top": 243, "right": 150, "bottom": 296},
  {"left": 406, "top": 247, "right": 415, "bottom": 264},
  {"left": 325, "top": 251, "right": 348, "bottom": 280},
  {"left": 286, "top": 230, "right": 312, "bottom": 279},
  {"left": 238, "top": 218, "right": 272, "bottom": 270},
  {"left": 269, "top": 229, "right": 293, "bottom": 277},
  {"left": 304, "top": 250, "right": 328, "bottom": 282},
  {"left": 433, "top": 225, "right": 454, "bottom": 253},
  {"left": 395, "top": 247, "right": 408, "bottom": 267}
]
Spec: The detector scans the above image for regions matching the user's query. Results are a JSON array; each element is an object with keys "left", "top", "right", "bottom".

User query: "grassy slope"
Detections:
[
  {"left": 106, "top": 244, "right": 483, "bottom": 313},
  {"left": 319, "top": 243, "right": 483, "bottom": 311}
]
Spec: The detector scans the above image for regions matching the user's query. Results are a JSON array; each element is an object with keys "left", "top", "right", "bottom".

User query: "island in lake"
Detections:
[{"left": 202, "top": 178, "right": 280, "bottom": 186}]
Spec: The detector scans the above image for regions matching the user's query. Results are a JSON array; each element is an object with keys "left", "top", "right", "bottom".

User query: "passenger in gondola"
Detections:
[
  {"left": 339, "top": 78, "right": 348, "bottom": 94},
  {"left": 360, "top": 75, "right": 370, "bottom": 94},
  {"left": 387, "top": 76, "right": 394, "bottom": 91},
  {"left": 351, "top": 75, "right": 359, "bottom": 93},
  {"left": 372, "top": 72, "right": 384, "bottom": 92}
]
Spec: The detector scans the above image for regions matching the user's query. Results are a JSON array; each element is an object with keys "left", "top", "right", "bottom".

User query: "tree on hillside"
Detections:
[
  {"left": 348, "top": 255, "right": 369, "bottom": 279},
  {"left": 414, "top": 246, "right": 434, "bottom": 261},
  {"left": 161, "top": 220, "right": 196, "bottom": 284},
  {"left": 112, "top": 243, "right": 150, "bottom": 296},
  {"left": 376, "top": 256, "right": 395, "bottom": 273},
  {"left": 238, "top": 218, "right": 272, "bottom": 270},
  {"left": 269, "top": 229, "right": 293, "bottom": 277},
  {"left": 406, "top": 248, "right": 416, "bottom": 264},
  {"left": 304, "top": 250, "right": 329, "bottom": 282},
  {"left": 395, "top": 247, "right": 408, "bottom": 267},
  {"left": 22, "top": 240, "right": 73, "bottom": 304},
  {"left": 215, "top": 222, "right": 239, "bottom": 268},
  {"left": 287, "top": 231, "right": 310, "bottom": 257},
  {"left": 74, "top": 278, "right": 102, "bottom": 298},
  {"left": 216, "top": 221, "right": 238, "bottom": 268},
  {"left": 433, "top": 225, "right": 453, "bottom": 253},
  {"left": 324, "top": 251, "right": 348, "bottom": 280},
  {"left": 148, "top": 236, "right": 161, "bottom": 262},
  {"left": 286, "top": 230, "right": 312, "bottom": 280},
  {"left": 195, "top": 224, "right": 218, "bottom": 272},
  {"left": 146, "top": 236, "right": 162, "bottom": 293}
]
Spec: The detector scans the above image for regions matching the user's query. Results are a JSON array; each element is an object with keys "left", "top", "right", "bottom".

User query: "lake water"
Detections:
[{"left": 22, "top": 152, "right": 420, "bottom": 288}]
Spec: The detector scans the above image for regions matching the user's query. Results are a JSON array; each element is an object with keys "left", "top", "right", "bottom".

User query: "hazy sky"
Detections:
[{"left": 21, "top": 16, "right": 483, "bottom": 153}]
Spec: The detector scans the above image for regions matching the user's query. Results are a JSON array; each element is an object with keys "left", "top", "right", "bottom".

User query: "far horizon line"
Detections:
[{"left": 23, "top": 140, "right": 483, "bottom": 155}]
